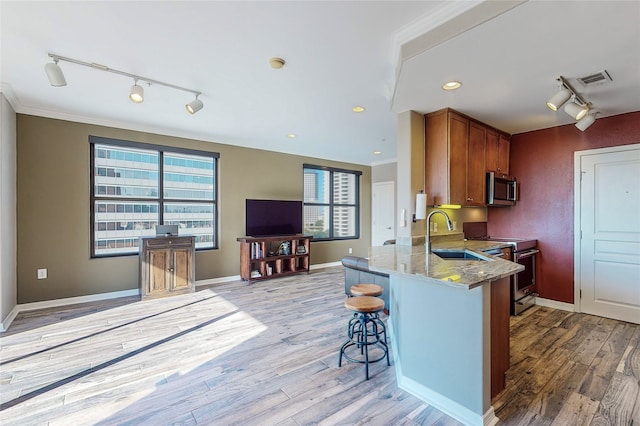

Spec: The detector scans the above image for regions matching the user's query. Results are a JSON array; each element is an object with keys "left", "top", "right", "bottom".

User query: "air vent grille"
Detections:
[{"left": 578, "top": 70, "right": 612, "bottom": 86}]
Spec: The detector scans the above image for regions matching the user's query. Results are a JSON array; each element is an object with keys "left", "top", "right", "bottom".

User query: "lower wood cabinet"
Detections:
[
  {"left": 491, "top": 276, "right": 511, "bottom": 398},
  {"left": 139, "top": 236, "right": 195, "bottom": 299}
]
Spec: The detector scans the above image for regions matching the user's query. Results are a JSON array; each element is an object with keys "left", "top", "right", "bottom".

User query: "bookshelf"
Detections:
[{"left": 236, "top": 235, "right": 312, "bottom": 282}]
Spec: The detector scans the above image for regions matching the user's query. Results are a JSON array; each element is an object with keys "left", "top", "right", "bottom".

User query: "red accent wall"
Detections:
[{"left": 487, "top": 112, "right": 640, "bottom": 303}]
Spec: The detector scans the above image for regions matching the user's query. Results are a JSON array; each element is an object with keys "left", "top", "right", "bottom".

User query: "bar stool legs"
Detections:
[{"left": 338, "top": 296, "right": 390, "bottom": 380}]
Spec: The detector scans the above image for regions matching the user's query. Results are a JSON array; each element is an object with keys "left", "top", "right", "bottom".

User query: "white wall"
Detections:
[{"left": 0, "top": 93, "right": 18, "bottom": 330}]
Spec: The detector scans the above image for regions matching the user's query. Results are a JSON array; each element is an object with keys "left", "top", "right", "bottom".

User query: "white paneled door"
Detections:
[
  {"left": 576, "top": 144, "right": 640, "bottom": 324},
  {"left": 372, "top": 181, "right": 395, "bottom": 246}
]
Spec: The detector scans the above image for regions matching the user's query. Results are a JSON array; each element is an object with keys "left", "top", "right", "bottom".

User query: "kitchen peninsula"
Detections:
[{"left": 368, "top": 240, "right": 523, "bottom": 426}]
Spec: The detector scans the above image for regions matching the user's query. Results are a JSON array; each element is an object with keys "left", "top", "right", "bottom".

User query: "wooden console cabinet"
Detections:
[
  {"left": 237, "top": 235, "right": 312, "bottom": 282},
  {"left": 139, "top": 236, "right": 195, "bottom": 299}
]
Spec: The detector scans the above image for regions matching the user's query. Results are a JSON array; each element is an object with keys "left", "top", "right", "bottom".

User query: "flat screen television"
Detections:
[{"left": 245, "top": 199, "right": 303, "bottom": 237}]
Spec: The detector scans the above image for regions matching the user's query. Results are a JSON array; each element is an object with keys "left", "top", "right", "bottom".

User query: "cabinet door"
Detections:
[
  {"left": 497, "top": 135, "right": 510, "bottom": 174},
  {"left": 467, "top": 122, "right": 486, "bottom": 206},
  {"left": 448, "top": 113, "right": 468, "bottom": 206},
  {"left": 485, "top": 128, "right": 499, "bottom": 172},
  {"left": 171, "top": 246, "right": 193, "bottom": 291},
  {"left": 147, "top": 249, "right": 171, "bottom": 296}
]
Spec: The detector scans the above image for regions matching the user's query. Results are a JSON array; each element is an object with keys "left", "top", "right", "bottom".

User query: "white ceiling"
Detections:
[{"left": 2, "top": 1, "right": 639, "bottom": 166}]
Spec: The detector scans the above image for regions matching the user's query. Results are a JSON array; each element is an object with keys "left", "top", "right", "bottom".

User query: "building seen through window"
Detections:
[
  {"left": 91, "top": 137, "right": 218, "bottom": 257},
  {"left": 303, "top": 165, "right": 360, "bottom": 240}
]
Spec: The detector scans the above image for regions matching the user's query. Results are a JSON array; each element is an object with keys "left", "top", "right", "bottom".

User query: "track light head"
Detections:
[
  {"left": 129, "top": 81, "right": 144, "bottom": 103},
  {"left": 186, "top": 96, "right": 203, "bottom": 114},
  {"left": 575, "top": 114, "right": 596, "bottom": 131},
  {"left": 564, "top": 101, "right": 588, "bottom": 120},
  {"left": 546, "top": 88, "right": 571, "bottom": 111},
  {"left": 45, "top": 59, "right": 67, "bottom": 87}
]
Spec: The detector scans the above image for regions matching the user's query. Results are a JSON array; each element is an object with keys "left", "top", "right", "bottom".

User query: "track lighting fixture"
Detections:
[
  {"left": 185, "top": 96, "right": 203, "bottom": 114},
  {"left": 547, "top": 76, "right": 596, "bottom": 130},
  {"left": 45, "top": 53, "right": 203, "bottom": 114},
  {"left": 575, "top": 113, "right": 597, "bottom": 131},
  {"left": 564, "top": 100, "right": 588, "bottom": 120},
  {"left": 44, "top": 59, "right": 67, "bottom": 87},
  {"left": 129, "top": 80, "right": 144, "bottom": 103},
  {"left": 546, "top": 88, "right": 571, "bottom": 111}
]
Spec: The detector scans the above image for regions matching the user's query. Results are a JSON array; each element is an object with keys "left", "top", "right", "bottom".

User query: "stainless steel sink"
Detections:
[{"left": 432, "top": 249, "right": 488, "bottom": 261}]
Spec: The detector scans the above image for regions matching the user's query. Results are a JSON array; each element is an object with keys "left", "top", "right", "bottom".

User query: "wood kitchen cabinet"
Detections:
[
  {"left": 139, "top": 236, "right": 195, "bottom": 299},
  {"left": 426, "top": 108, "right": 511, "bottom": 206},
  {"left": 425, "top": 108, "right": 485, "bottom": 206},
  {"left": 486, "top": 128, "right": 511, "bottom": 175},
  {"left": 491, "top": 276, "right": 511, "bottom": 398},
  {"left": 468, "top": 121, "right": 487, "bottom": 206}
]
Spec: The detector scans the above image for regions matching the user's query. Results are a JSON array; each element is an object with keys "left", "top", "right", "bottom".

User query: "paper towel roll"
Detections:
[{"left": 415, "top": 193, "right": 427, "bottom": 220}]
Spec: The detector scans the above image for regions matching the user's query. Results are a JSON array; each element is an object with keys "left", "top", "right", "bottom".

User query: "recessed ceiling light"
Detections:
[
  {"left": 352, "top": 106, "right": 365, "bottom": 113},
  {"left": 287, "top": 133, "right": 296, "bottom": 138},
  {"left": 269, "top": 57, "right": 286, "bottom": 69},
  {"left": 373, "top": 151, "right": 381, "bottom": 155},
  {"left": 442, "top": 81, "right": 462, "bottom": 91}
]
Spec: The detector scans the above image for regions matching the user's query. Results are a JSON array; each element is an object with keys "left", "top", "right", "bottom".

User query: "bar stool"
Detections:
[
  {"left": 349, "top": 283, "right": 386, "bottom": 343},
  {"left": 338, "top": 296, "right": 390, "bottom": 380},
  {"left": 349, "top": 283, "right": 383, "bottom": 298}
]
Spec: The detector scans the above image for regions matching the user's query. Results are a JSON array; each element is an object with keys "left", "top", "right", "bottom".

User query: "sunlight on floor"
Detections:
[{"left": 0, "top": 288, "right": 269, "bottom": 425}]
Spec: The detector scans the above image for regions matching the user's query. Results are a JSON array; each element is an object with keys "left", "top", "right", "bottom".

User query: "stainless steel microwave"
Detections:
[{"left": 487, "top": 172, "right": 517, "bottom": 206}]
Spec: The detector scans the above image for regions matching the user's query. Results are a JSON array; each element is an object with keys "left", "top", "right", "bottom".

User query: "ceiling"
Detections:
[{"left": 2, "top": 1, "right": 639, "bottom": 166}]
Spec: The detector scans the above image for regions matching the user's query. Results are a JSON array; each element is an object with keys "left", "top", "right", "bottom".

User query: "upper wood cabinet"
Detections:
[
  {"left": 486, "top": 128, "right": 511, "bottom": 175},
  {"left": 425, "top": 109, "right": 463, "bottom": 206},
  {"left": 425, "top": 108, "right": 510, "bottom": 207},
  {"left": 425, "top": 109, "right": 486, "bottom": 206},
  {"left": 468, "top": 121, "right": 487, "bottom": 206}
]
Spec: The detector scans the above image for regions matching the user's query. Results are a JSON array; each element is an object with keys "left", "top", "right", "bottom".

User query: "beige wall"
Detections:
[
  {"left": 1, "top": 94, "right": 17, "bottom": 326},
  {"left": 372, "top": 161, "right": 396, "bottom": 183},
  {"left": 16, "top": 115, "right": 371, "bottom": 303}
]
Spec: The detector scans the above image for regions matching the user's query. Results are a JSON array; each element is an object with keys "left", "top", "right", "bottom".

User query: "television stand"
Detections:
[{"left": 237, "top": 235, "right": 312, "bottom": 283}]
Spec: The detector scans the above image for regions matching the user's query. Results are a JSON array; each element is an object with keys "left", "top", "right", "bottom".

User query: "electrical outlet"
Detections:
[
  {"left": 453, "top": 221, "right": 458, "bottom": 231},
  {"left": 348, "top": 247, "right": 353, "bottom": 254},
  {"left": 37, "top": 268, "right": 47, "bottom": 279},
  {"left": 433, "top": 222, "right": 438, "bottom": 233}
]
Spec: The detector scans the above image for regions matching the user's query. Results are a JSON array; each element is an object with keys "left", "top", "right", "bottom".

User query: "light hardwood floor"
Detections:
[{"left": 1, "top": 267, "right": 638, "bottom": 425}]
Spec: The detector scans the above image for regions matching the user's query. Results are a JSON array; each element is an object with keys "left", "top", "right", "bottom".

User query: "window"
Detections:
[
  {"left": 303, "top": 164, "right": 361, "bottom": 240},
  {"left": 90, "top": 136, "right": 219, "bottom": 257}
]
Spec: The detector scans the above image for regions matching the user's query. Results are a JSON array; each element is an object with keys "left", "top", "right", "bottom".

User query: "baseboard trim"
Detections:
[
  {"left": 397, "top": 374, "right": 495, "bottom": 426},
  {"left": 16, "top": 288, "right": 141, "bottom": 313},
  {"left": 1, "top": 305, "right": 19, "bottom": 332},
  {"left": 535, "top": 297, "right": 575, "bottom": 312},
  {"left": 310, "top": 261, "right": 341, "bottom": 270}
]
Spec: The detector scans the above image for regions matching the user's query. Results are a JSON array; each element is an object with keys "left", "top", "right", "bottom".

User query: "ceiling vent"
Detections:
[{"left": 577, "top": 70, "right": 613, "bottom": 86}]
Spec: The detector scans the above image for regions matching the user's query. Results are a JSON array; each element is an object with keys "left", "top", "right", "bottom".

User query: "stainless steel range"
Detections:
[
  {"left": 463, "top": 222, "right": 539, "bottom": 315},
  {"left": 487, "top": 237, "right": 539, "bottom": 315}
]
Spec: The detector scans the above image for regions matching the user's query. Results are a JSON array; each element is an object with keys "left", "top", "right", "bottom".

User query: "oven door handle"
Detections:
[{"left": 515, "top": 249, "right": 539, "bottom": 260}]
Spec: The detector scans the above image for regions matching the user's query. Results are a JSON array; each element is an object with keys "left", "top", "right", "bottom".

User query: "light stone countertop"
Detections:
[{"left": 367, "top": 240, "right": 524, "bottom": 290}]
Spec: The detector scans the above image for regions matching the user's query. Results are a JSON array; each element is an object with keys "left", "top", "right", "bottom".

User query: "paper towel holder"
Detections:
[{"left": 413, "top": 191, "right": 427, "bottom": 222}]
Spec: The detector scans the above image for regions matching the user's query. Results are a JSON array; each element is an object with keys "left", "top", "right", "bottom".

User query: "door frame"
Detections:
[{"left": 573, "top": 143, "right": 640, "bottom": 313}]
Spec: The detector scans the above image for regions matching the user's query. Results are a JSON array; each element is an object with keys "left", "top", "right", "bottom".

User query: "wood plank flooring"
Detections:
[{"left": 1, "top": 267, "right": 638, "bottom": 425}]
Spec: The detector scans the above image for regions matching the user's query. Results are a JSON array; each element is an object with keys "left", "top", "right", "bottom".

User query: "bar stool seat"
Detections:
[
  {"left": 338, "top": 296, "right": 390, "bottom": 380},
  {"left": 349, "top": 283, "right": 383, "bottom": 297}
]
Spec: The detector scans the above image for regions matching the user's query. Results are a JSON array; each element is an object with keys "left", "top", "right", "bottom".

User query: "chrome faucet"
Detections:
[{"left": 426, "top": 210, "right": 454, "bottom": 253}]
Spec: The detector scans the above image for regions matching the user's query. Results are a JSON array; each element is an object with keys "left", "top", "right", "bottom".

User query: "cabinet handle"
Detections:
[
  {"left": 168, "top": 268, "right": 174, "bottom": 272},
  {"left": 467, "top": 198, "right": 473, "bottom": 201}
]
